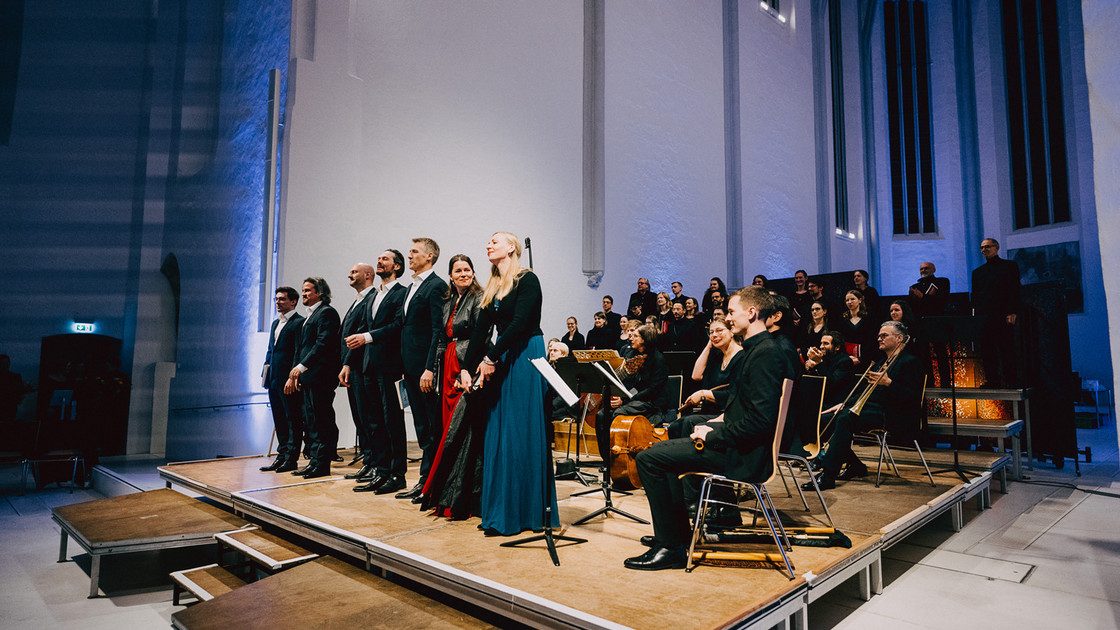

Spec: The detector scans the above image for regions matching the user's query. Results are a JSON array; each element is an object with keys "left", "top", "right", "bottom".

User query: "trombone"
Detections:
[{"left": 804, "top": 335, "right": 910, "bottom": 459}]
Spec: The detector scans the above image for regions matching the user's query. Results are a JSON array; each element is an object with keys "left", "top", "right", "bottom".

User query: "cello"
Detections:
[{"left": 608, "top": 414, "right": 667, "bottom": 490}]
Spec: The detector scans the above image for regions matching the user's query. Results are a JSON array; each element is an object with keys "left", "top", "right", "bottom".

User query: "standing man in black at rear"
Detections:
[
  {"left": 396, "top": 237, "right": 447, "bottom": 500},
  {"left": 286, "top": 277, "right": 342, "bottom": 479},
  {"left": 261, "top": 286, "right": 304, "bottom": 472},
  {"left": 338, "top": 263, "right": 377, "bottom": 467},
  {"left": 971, "top": 238, "right": 1021, "bottom": 387}
]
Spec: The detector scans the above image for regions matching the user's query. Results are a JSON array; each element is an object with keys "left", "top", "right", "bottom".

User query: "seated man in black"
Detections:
[
  {"left": 805, "top": 321, "right": 922, "bottom": 489},
  {"left": 804, "top": 330, "right": 857, "bottom": 408},
  {"left": 624, "top": 286, "right": 798, "bottom": 571},
  {"left": 595, "top": 324, "right": 669, "bottom": 460}
]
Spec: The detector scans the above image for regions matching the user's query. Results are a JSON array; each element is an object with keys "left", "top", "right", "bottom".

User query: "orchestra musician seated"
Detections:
[
  {"left": 624, "top": 287, "right": 798, "bottom": 571},
  {"left": 666, "top": 315, "right": 742, "bottom": 439},
  {"left": 804, "top": 321, "right": 922, "bottom": 490},
  {"left": 595, "top": 324, "right": 670, "bottom": 463}
]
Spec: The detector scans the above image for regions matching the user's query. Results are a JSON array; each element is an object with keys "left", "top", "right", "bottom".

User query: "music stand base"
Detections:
[{"left": 500, "top": 528, "right": 588, "bottom": 566}]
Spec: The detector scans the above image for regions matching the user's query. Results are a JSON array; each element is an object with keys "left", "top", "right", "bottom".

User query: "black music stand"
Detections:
[
  {"left": 921, "top": 315, "right": 983, "bottom": 484},
  {"left": 499, "top": 358, "right": 588, "bottom": 566},
  {"left": 568, "top": 360, "right": 648, "bottom": 525},
  {"left": 553, "top": 359, "right": 600, "bottom": 486}
]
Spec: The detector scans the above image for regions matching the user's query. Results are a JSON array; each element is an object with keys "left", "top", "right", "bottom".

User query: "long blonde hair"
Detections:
[{"left": 481, "top": 232, "right": 526, "bottom": 307}]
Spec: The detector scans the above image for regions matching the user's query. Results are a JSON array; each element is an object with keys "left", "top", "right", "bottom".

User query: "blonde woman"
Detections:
[{"left": 462, "top": 232, "right": 558, "bottom": 536}]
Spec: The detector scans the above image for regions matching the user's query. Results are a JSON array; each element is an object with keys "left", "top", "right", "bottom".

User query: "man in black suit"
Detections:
[
  {"left": 602, "top": 295, "right": 622, "bottom": 338},
  {"left": 909, "top": 261, "right": 952, "bottom": 386},
  {"left": 394, "top": 237, "right": 447, "bottom": 499},
  {"left": 338, "top": 263, "right": 377, "bottom": 468},
  {"left": 806, "top": 321, "right": 923, "bottom": 490},
  {"left": 670, "top": 281, "right": 691, "bottom": 307},
  {"left": 627, "top": 277, "right": 658, "bottom": 320},
  {"left": 625, "top": 287, "right": 798, "bottom": 570},
  {"left": 344, "top": 249, "right": 409, "bottom": 494},
  {"left": 971, "top": 238, "right": 1021, "bottom": 387},
  {"left": 285, "top": 277, "right": 342, "bottom": 479},
  {"left": 260, "top": 286, "right": 305, "bottom": 472}
]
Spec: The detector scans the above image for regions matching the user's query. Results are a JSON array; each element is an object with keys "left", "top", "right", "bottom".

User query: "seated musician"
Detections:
[
  {"left": 595, "top": 324, "right": 670, "bottom": 461},
  {"left": 804, "top": 330, "right": 857, "bottom": 407},
  {"left": 624, "top": 287, "right": 798, "bottom": 571},
  {"left": 667, "top": 315, "right": 742, "bottom": 439},
  {"left": 805, "top": 321, "right": 922, "bottom": 490}
]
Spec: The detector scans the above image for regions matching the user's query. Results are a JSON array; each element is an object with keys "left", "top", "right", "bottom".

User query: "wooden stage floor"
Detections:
[{"left": 159, "top": 452, "right": 992, "bottom": 629}]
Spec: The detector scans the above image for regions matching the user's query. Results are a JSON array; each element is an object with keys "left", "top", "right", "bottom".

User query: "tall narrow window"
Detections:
[
  {"left": 829, "top": 0, "right": 849, "bottom": 231},
  {"left": 884, "top": 0, "right": 936, "bottom": 235},
  {"left": 1001, "top": 0, "right": 1071, "bottom": 230}
]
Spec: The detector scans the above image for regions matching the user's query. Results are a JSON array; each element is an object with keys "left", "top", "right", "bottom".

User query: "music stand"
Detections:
[
  {"left": 553, "top": 358, "right": 601, "bottom": 486},
  {"left": 921, "top": 315, "right": 984, "bottom": 483},
  {"left": 566, "top": 354, "right": 648, "bottom": 525},
  {"left": 497, "top": 358, "right": 588, "bottom": 566}
]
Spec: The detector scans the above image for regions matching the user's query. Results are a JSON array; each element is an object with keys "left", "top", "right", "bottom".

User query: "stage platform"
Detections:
[{"left": 158, "top": 452, "right": 991, "bottom": 629}]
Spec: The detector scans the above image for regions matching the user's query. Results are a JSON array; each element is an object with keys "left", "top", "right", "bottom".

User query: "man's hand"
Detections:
[
  {"left": 1006, "top": 314, "right": 1017, "bottom": 325},
  {"left": 420, "top": 369, "right": 435, "bottom": 393},
  {"left": 610, "top": 396, "right": 622, "bottom": 409},
  {"left": 459, "top": 369, "right": 473, "bottom": 392},
  {"left": 690, "top": 424, "right": 714, "bottom": 443},
  {"left": 284, "top": 374, "right": 300, "bottom": 395},
  {"left": 345, "top": 334, "right": 367, "bottom": 349},
  {"left": 866, "top": 369, "right": 892, "bottom": 388},
  {"left": 338, "top": 366, "right": 350, "bottom": 387}
]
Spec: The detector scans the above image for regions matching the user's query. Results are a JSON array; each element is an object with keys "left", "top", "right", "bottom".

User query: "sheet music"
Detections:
[
  {"left": 530, "top": 358, "right": 580, "bottom": 406},
  {"left": 592, "top": 361, "right": 635, "bottom": 399}
]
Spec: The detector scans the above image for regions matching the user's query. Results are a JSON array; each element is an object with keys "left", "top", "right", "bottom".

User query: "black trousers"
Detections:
[
  {"left": 979, "top": 317, "right": 1017, "bottom": 387},
  {"left": 302, "top": 382, "right": 337, "bottom": 465},
  {"left": 817, "top": 408, "right": 882, "bottom": 476},
  {"left": 363, "top": 371, "right": 407, "bottom": 476},
  {"left": 267, "top": 385, "right": 303, "bottom": 462},
  {"left": 345, "top": 368, "right": 371, "bottom": 455},
  {"left": 635, "top": 438, "right": 729, "bottom": 548},
  {"left": 403, "top": 373, "right": 438, "bottom": 481}
]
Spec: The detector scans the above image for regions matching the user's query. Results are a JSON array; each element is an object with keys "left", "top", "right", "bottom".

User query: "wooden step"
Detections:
[
  {"left": 214, "top": 527, "right": 318, "bottom": 572},
  {"left": 170, "top": 564, "right": 246, "bottom": 605}
]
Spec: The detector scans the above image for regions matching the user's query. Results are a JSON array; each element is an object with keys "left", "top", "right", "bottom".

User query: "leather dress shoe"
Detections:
[
  {"left": 705, "top": 505, "right": 743, "bottom": 529},
  {"left": 345, "top": 464, "right": 375, "bottom": 480},
  {"left": 803, "top": 470, "right": 836, "bottom": 491},
  {"left": 291, "top": 462, "right": 317, "bottom": 476},
  {"left": 837, "top": 461, "right": 868, "bottom": 481},
  {"left": 624, "top": 546, "right": 687, "bottom": 571},
  {"left": 348, "top": 453, "right": 364, "bottom": 466},
  {"left": 332, "top": 455, "right": 344, "bottom": 463},
  {"left": 274, "top": 460, "right": 298, "bottom": 473},
  {"left": 410, "top": 494, "right": 425, "bottom": 505},
  {"left": 375, "top": 475, "right": 407, "bottom": 495},
  {"left": 353, "top": 474, "right": 391, "bottom": 493},
  {"left": 259, "top": 458, "right": 284, "bottom": 472},
  {"left": 395, "top": 482, "right": 424, "bottom": 499},
  {"left": 640, "top": 535, "right": 658, "bottom": 548},
  {"left": 302, "top": 463, "right": 331, "bottom": 479}
]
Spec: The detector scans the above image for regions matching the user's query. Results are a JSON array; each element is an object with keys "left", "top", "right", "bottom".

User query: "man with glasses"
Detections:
[
  {"left": 805, "top": 321, "right": 922, "bottom": 490},
  {"left": 971, "top": 238, "right": 1021, "bottom": 387},
  {"left": 260, "top": 287, "right": 305, "bottom": 472}
]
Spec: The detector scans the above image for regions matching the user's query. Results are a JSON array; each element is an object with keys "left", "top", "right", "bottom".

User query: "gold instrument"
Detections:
[{"left": 804, "top": 335, "right": 910, "bottom": 459}]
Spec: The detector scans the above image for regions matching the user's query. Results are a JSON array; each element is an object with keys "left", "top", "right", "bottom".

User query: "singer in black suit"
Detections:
[
  {"left": 285, "top": 277, "right": 342, "bottom": 479},
  {"left": 345, "top": 249, "right": 410, "bottom": 494},
  {"left": 971, "top": 238, "right": 1021, "bottom": 387},
  {"left": 396, "top": 238, "right": 448, "bottom": 499},
  {"left": 260, "top": 286, "right": 305, "bottom": 472},
  {"left": 338, "top": 263, "right": 377, "bottom": 467}
]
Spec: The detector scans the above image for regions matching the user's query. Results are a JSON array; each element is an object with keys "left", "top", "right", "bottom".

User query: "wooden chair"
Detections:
[
  {"left": 681, "top": 378, "right": 797, "bottom": 579},
  {"left": 853, "top": 375, "right": 934, "bottom": 487},
  {"left": 776, "top": 375, "right": 834, "bottom": 527}
]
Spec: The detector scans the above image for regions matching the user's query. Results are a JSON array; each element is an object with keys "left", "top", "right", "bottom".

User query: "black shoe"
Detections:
[
  {"left": 291, "top": 463, "right": 317, "bottom": 476},
  {"left": 259, "top": 458, "right": 284, "bottom": 472},
  {"left": 837, "top": 461, "right": 868, "bottom": 481},
  {"left": 332, "top": 454, "right": 344, "bottom": 463},
  {"left": 374, "top": 475, "right": 406, "bottom": 495},
  {"left": 395, "top": 482, "right": 424, "bottom": 499},
  {"left": 354, "top": 474, "right": 392, "bottom": 493},
  {"left": 274, "top": 460, "right": 298, "bottom": 473},
  {"left": 345, "top": 464, "right": 374, "bottom": 480},
  {"left": 348, "top": 454, "right": 364, "bottom": 466},
  {"left": 302, "top": 463, "right": 330, "bottom": 479},
  {"left": 410, "top": 494, "right": 425, "bottom": 505},
  {"left": 640, "top": 535, "right": 658, "bottom": 548},
  {"left": 803, "top": 471, "right": 836, "bottom": 491},
  {"left": 705, "top": 505, "right": 743, "bottom": 530},
  {"left": 624, "top": 546, "right": 687, "bottom": 571}
]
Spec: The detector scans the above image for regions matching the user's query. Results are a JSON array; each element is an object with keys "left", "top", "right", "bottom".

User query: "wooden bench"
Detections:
[
  {"left": 170, "top": 564, "right": 246, "bottom": 605},
  {"left": 926, "top": 417, "right": 1024, "bottom": 480},
  {"left": 214, "top": 526, "right": 318, "bottom": 574}
]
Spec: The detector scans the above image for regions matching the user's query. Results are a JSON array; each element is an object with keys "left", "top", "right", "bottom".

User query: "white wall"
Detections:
[{"left": 1082, "top": 0, "right": 1120, "bottom": 452}]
